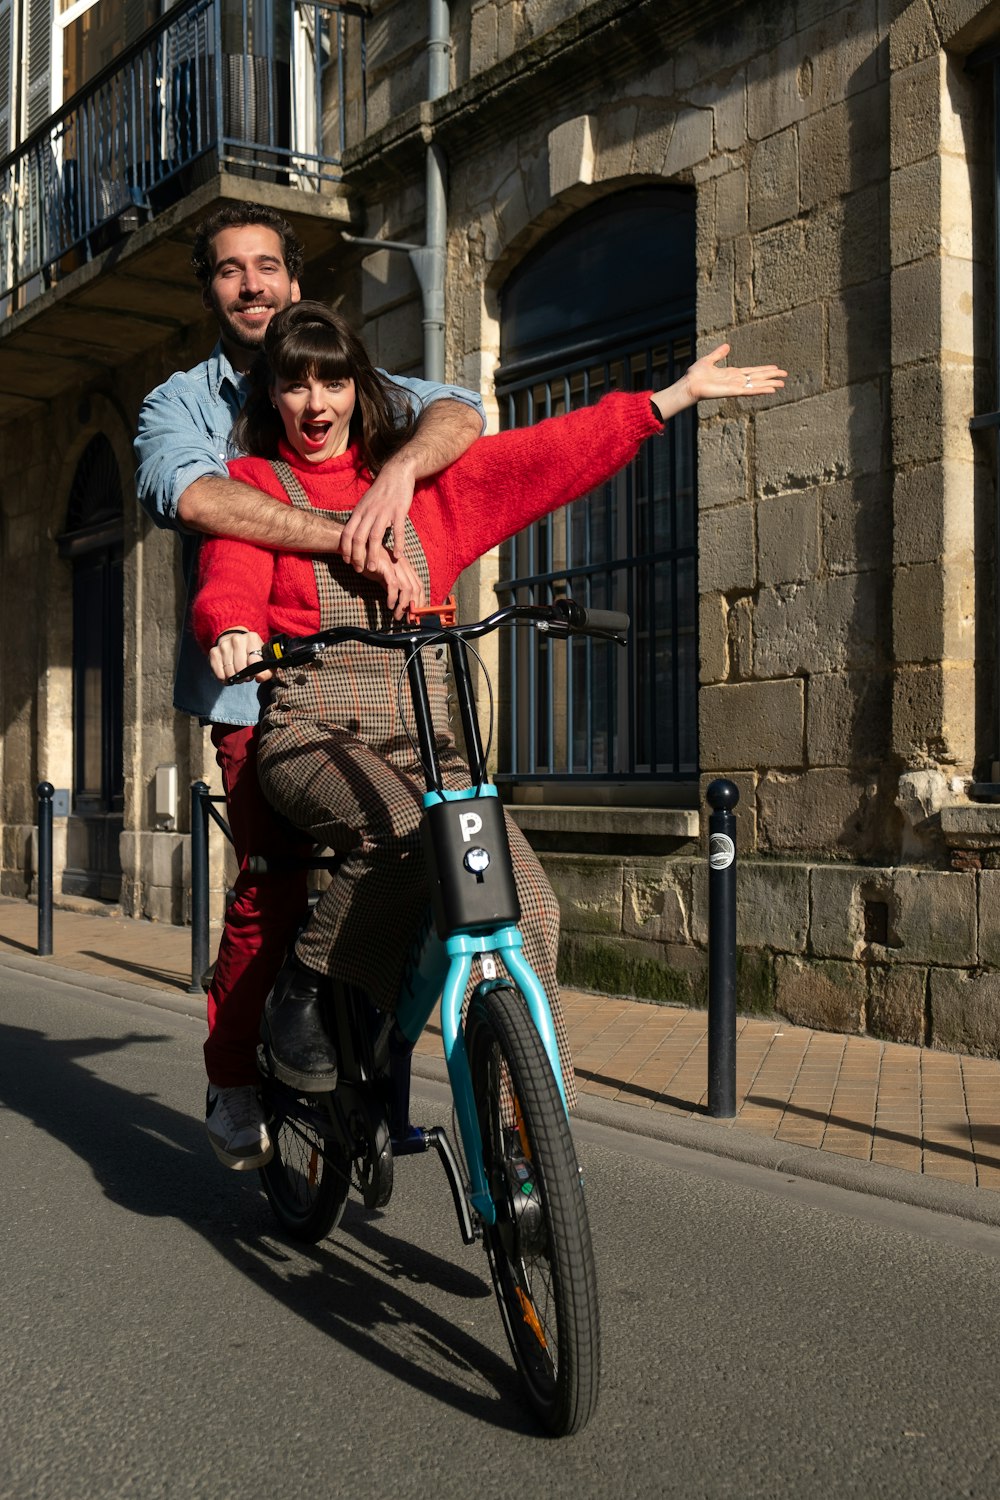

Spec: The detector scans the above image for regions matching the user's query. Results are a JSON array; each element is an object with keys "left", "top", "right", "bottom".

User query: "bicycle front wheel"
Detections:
[
  {"left": 259, "top": 1092, "right": 350, "bottom": 1243},
  {"left": 466, "top": 984, "right": 600, "bottom": 1436}
]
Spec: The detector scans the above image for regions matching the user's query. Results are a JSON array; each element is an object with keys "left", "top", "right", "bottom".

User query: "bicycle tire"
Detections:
[
  {"left": 259, "top": 1092, "right": 350, "bottom": 1243},
  {"left": 465, "top": 984, "right": 600, "bottom": 1436}
]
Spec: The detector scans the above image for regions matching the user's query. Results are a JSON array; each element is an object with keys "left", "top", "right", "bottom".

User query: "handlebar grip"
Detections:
[
  {"left": 575, "top": 607, "right": 631, "bottom": 634},
  {"left": 553, "top": 599, "right": 630, "bottom": 634}
]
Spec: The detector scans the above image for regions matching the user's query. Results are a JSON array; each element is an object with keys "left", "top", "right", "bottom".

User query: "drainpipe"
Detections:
[{"left": 343, "top": 1, "right": 450, "bottom": 382}]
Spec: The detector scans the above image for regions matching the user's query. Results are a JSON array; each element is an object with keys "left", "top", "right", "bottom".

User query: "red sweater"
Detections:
[{"left": 192, "top": 390, "right": 663, "bottom": 649}]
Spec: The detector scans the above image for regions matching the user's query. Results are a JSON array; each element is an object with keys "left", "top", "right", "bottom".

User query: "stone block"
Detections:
[
  {"left": 662, "top": 108, "right": 714, "bottom": 177},
  {"left": 758, "top": 490, "right": 821, "bottom": 585},
  {"left": 757, "top": 770, "right": 879, "bottom": 855},
  {"left": 827, "top": 277, "right": 891, "bottom": 388},
  {"left": 699, "top": 592, "right": 729, "bottom": 684},
  {"left": 731, "top": 303, "right": 825, "bottom": 407},
  {"left": 747, "top": 33, "right": 818, "bottom": 141},
  {"left": 940, "top": 149, "right": 974, "bottom": 261},
  {"left": 892, "top": 660, "right": 976, "bottom": 766},
  {"left": 713, "top": 72, "right": 748, "bottom": 153},
  {"left": 698, "top": 238, "right": 736, "bottom": 333},
  {"left": 700, "top": 679, "right": 805, "bottom": 770},
  {"left": 594, "top": 104, "right": 639, "bottom": 182},
  {"left": 806, "top": 669, "right": 892, "bottom": 767},
  {"left": 748, "top": 129, "right": 799, "bottom": 231},
  {"left": 893, "top": 556, "right": 975, "bottom": 664},
  {"left": 799, "top": 86, "right": 888, "bottom": 212},
  {"left": 755, "top": 381, "right": 885, "bottom": 496},
  {"left": 810, "top": 863, "right": 868, "bottom": 959},
  {"left": 774, "top": 955, "right": 866, "bottom": 1032},
  {"left": 753, "top": 574, "right": 881, "bottom": 677},
  {"left": 622, "top": 860, "right": 693, "bottom": 944},
  {"left": 547, "top": 114, "right": 594, "bottom": 198},
  {"left": 715, "top": 168, "right": 748, "bottom": 241},
  {"left": 729, "top": 595, "right": 754, "bottom": 680},
  {"left": 891, "top": 360, "right": 975, "bottom": 469},
  {"left": 891, "top": 253, "right": 975, "bottom": 366},
  {"left": 698, "top": 502, "right": 755, "bottom": 593},
  {"left": 889, "top": 156, "right": 940, "bottom": 268},
  {"left": 557, "top": 933, "right": 706, "bottom": 1008},
  {"left": 893, "top": 867, "right": 977, "bottom": 965},
  {"left": 735, "top": 858, "right": 809, "bottom": 952},
  {"left": 808, "top": 0, "right": 881, "bottom": 111},
  {"left": 893, "top": 459, "right": 974, "bottom": 566},
  {"left": 359, "top": 248, "right": 416, "bottom": 318},
  {"left": 889, "top": 54, "right": 941, "bottom": 169},
  {"left": 888, "top": 0, "right": 941, "bottom": 72},
  {"left": 469, "top": 1, "right": 498, "bottom": 75},
  {"left": 978, "top": 869, "right": 1000, "bottom": 966},
  {"left": 930, "top": 968, "right": 1000, "bottom": 1057},
  {"left": 867, "top": 965, "right": 927, "bottom": 1044},
  {"left": 544, "top": 853, "right": 623, "bottom": 935},
  {"left": 822, "top": 474, "right": 892, "bottom": 576},
  {"left": 697, "top": 419, "right": 748, "bottom": 508}
]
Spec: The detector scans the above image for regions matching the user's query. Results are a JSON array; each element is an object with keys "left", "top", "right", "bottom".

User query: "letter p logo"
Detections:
[{"left": 459, "top": 812, "right": 483, "bottom": 843}]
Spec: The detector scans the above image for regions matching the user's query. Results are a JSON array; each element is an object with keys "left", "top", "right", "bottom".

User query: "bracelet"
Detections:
[{"left": 215, "top": 628, "right": 249, "bottom": 643}]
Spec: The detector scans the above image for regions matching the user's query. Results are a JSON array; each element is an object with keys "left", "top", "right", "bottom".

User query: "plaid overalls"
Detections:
[{"left": 254, "top": 462, "right": 575, "bottom": 1105}]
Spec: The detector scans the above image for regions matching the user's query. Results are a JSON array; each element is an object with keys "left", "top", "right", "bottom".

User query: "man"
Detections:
[{"left": 134, "top": 202, "right": 484, "bottom": 1171}]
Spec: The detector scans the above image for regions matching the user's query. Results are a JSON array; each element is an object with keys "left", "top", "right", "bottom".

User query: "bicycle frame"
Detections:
[{"left": 235, "top": 600, "right": 628, "bottom": 1232}]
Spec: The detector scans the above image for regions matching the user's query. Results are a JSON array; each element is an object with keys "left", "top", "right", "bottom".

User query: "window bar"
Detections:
[{"left": 563, "top": 371, "right": 575, "bottom": 773}]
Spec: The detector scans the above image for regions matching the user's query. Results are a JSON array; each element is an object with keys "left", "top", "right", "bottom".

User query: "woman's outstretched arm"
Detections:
[{"left": 421, "top": 344, "right": 786, "bottom": 597}]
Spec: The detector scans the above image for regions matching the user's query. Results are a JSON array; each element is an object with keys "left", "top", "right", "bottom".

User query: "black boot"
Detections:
[{"left": 262, "top": 959, "right": 338, "bottom": 1093}]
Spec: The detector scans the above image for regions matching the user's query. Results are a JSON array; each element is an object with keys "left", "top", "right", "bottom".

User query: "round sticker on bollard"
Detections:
[{"left": 709, "top": 833, "right": 735, "bottom": 870}]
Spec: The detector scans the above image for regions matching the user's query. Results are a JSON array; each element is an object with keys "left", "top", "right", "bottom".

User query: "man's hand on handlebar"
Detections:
[
  {"left": 364, "top": 549, "right": 425, "bottom": 621},
  {"left": 209, "top": 627, "right": 273, "bottom": 684}
]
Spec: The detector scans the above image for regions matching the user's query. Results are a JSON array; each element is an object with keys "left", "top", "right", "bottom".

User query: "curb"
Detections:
[{"left": 5, "top": 950, "right": 999, "bottom": 1230}]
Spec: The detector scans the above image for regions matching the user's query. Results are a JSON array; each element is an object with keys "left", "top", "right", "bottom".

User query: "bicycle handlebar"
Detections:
[{"left": 226, "top": 599, "right": 630, "bottom": 685}]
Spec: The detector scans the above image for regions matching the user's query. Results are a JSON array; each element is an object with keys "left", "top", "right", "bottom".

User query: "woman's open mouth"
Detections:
[{"left": 301, "top": 421, "right": 332, "bottom": 449}]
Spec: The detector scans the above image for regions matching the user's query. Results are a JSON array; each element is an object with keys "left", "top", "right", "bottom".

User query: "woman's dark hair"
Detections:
[{"left": 231, "top": 301, "right": 417, "bottom": 471}]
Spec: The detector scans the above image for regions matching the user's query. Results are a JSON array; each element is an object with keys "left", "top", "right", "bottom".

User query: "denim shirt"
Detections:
[{"left": 134, "top": 342, "right": 486, "bottom": 725}]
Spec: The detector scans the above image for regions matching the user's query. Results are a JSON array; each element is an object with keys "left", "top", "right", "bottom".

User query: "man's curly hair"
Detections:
[{"left": 190, "top": 203, "right": 306, "bottom": 287}]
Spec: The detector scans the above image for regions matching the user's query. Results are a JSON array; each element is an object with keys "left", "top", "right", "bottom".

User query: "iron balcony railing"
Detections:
[{"left": 0, "top": 0, "right": 369, "bottom": 302}]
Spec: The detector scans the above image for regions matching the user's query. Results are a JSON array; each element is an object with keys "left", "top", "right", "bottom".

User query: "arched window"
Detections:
[
  {"left": 496, "top": 186, "right": 697, "bottom": 789},
  {"left": 57, "top": 435, "right": 124, "bottom": 822}
]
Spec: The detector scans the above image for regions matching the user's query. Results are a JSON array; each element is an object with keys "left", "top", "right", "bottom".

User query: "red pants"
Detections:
[{"left": 204, "top": 723, "right": 311, "bottom": 1087}]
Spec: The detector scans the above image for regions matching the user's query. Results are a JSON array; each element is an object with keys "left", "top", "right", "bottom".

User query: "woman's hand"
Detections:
[
  {"left": 653, "top": 343, "right": 787, "bottom": 419},
  {"left": 209, "top": 628, "right": 273, "bottom": 684},
  {"left": 364, "top": 550, "right": 426, "bottom": 621}
]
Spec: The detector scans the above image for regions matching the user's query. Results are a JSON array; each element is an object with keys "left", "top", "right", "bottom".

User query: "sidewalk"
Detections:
[{"left": 3, "top": 894, "right": 1000, "bottom": 1222}]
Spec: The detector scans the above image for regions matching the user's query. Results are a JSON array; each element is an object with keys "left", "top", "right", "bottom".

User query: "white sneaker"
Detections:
[{"left": 205, "top": 1085, "right": 273, "bottom": 1170}]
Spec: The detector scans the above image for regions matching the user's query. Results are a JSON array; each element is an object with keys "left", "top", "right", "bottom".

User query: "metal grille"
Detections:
[{"left": 496, "top": 329, "right": 698, "bottom": 783}]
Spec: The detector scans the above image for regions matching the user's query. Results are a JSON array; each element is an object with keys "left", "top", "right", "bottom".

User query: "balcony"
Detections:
[{"left": 0, "top": 0, "right": 369, "bottom": 423}]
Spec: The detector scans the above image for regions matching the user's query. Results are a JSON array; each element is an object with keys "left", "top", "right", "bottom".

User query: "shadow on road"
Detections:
[{"left": 0, "top": 1015, "right": 534, "bottom": 1433}]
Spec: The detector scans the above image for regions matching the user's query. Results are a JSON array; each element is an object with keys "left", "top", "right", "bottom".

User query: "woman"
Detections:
[{"left": 193, "top": 301, "right": 785, "bottom": 1104}]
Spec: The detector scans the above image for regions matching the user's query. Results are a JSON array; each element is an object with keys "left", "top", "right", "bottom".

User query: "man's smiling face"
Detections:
[{"left": 203, "top": 224, "right": 301, "bottom": 371}]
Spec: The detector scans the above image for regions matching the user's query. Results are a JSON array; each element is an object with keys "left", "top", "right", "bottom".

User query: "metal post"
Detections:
[
  {"left": 189, "top": 780, "right": 211, "bottom": 995},
  {"left": 706, "top": 778, "right": 739, "bottom": 1118},
  {"left": 36, "top": 781, "right": 53, "bottom": 956}
]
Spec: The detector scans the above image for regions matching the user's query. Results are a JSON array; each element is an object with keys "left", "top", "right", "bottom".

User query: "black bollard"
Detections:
[
  {"left": 37, "top": 781, "right": 54, "bottom": 956},
  {"left": 189, "top": 780, "right": 211, "bottom": 995},
  {"left": 706, "top": 778, "right": 739, "bottom": 1118}
]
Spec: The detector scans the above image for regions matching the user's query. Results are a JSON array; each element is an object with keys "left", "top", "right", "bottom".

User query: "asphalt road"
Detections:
[{"left": 3, "top": 966, "right": 1000, "bottom": 1498}]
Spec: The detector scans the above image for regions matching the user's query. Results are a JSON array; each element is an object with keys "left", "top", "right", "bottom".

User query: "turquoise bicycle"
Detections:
[{"left": 231, "top": 598, "right": 626, "bottom": 1436}]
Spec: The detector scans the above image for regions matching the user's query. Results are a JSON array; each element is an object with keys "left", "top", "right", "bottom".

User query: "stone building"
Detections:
[{"left": 2, "top": 0, "right": 999, "bottom": 1052}]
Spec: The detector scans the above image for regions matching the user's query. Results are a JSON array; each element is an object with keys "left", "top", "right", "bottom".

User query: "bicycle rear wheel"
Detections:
[
  {"left": 259, "top": 1092, "right": 350, "bottom": 1243},
  {"left": 465, "top": 984, "right": 600, "bottom": 1436}
]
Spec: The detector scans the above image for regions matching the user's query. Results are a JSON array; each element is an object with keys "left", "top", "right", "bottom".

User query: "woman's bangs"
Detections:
[{"left": 273, "top": 328, "right": 353, "bottom": 383}]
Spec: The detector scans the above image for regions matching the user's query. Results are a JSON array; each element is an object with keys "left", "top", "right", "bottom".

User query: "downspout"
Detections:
[{"left": 343, "top": 1, "right": 450, "bottom": 381}]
